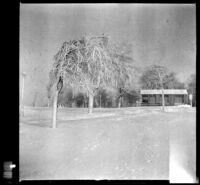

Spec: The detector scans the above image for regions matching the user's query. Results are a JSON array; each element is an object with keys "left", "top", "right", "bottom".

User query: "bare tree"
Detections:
[
  {"left": 163, "top": 72, "right": 185, "bottom": 89},
  {"left": 140, "top": 65, "right": 169, "bottom": 111},
  {"left": 141, "top": 70, "right": 185, "bottom": 89},
  {"left": 110, "top": 42, "right": 137, "bottom": 108},
  {"left": 49, "top": 35, "right": 134, "bottom": 128}
]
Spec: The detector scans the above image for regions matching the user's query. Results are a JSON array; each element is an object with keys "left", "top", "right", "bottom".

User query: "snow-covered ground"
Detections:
[{"left": 20, "top": 106, "right": 196, "bottom": 181}]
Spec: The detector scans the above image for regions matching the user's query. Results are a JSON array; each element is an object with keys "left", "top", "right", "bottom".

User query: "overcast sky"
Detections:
[{"left": 20, "top": 3, "right": 196, "bottom": 106}]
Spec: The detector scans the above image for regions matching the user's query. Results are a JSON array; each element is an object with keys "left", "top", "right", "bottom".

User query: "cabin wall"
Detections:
[{"left": 141, "top": 94, "right": 187, "bottom": 106}]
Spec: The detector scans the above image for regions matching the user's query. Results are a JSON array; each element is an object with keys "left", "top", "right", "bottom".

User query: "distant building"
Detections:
[{"left": 140, "top": 89, "right": 188, "bottom": 106}]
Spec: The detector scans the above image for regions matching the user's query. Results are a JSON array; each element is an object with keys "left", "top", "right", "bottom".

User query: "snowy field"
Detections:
[{"left": 19, "top": 106, "right": 196, "bottom": 181}]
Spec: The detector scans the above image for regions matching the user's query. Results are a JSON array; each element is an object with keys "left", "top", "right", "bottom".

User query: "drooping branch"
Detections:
[{"left": 48, "top": 34, "right": 137, "bottom": 113}]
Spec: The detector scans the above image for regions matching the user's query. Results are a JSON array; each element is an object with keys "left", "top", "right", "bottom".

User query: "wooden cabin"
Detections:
[{"left": 140, "top": 89, "right": 188, "bottom": 106}]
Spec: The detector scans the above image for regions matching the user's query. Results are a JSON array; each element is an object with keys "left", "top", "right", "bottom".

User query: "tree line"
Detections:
[
  {"left": 46, "top": 34, "right": 196, "bottom": 127},
  {"left": 47, "top": 65, "right": 195, "bottom": 108}
]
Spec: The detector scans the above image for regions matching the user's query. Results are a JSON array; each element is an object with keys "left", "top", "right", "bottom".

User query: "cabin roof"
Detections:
[{"left": 140, "top": 89, "right": 188, "bottom": 95}]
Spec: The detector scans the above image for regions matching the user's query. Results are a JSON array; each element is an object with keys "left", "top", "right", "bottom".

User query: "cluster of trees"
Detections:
[
  {"left": 47, "top": 34, "right": 138, "bottom": 127},
  {"left": 140, "top": 66, "right": 185, "bottom": 90},
  {"left": 46, "top": 34, "right": 196, "bottom": 127},
  {"left": 47, "top": 64, "right": 195, "bottom": 109},
  {"left": 48, "top": 87, "right": 140, "bottom": 108},
  {"left": 140, "top": 65, "right": 196, "bottom": 107},
  {"left": 140, "top": 65, "right": 187, "bottom": 110}
]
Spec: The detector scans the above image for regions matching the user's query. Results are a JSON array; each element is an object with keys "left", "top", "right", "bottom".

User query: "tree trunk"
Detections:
[
  {"left": 84, "top": 95, "right": 86, "bottom": 108},
  {"left": 33, "top": 92, "right": 38, "bottom": 107},
  {"left": 99, "top": 94, "right": 101, "bottom": 108},
  {"left": 161, "top": 88, "right": 165, "bottom": 111},
  {"left": 71, "top": 89, "right": 75, "bottom": 107},
  {"left": 94, "top": 96, "right": 99, "bottom": 108},
  {"left": 72, "top": 101, "right": 76, "bottom": 108},
  {"left": 118, "top": 96, "right": 121, "bottom": 108},
  {"left": 88, "top": 93, "right": 94, "bottom": 114},
  {"left": 52, "top": 90, "right": 58, "bottom": 128}
]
